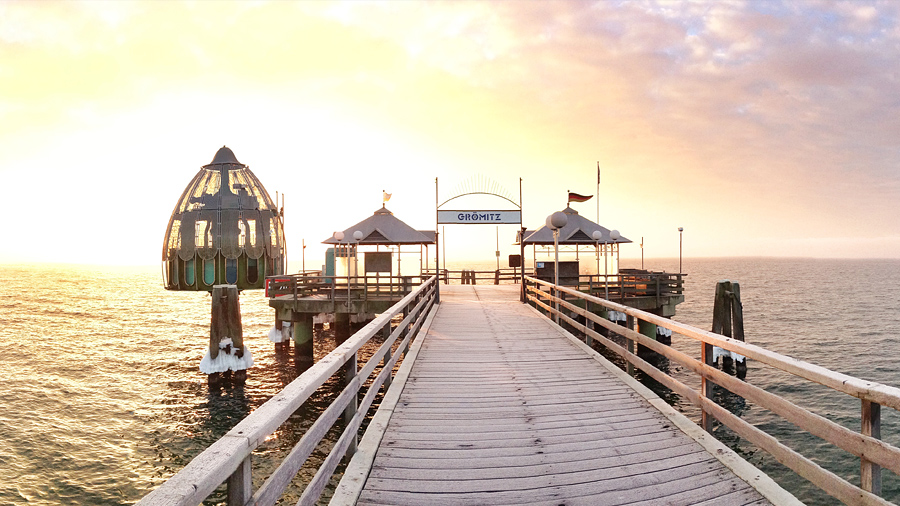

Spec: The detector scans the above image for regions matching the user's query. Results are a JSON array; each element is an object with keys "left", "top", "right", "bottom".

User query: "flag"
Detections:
[
  {"left": 597, "top": 161, "right": 601, "bottom": 184},
  {"left": 383, "top": 190, "right": 392, "bottom": 202},
  {"left": 568, "top": 191, "right": 592, "bottom": 203}
]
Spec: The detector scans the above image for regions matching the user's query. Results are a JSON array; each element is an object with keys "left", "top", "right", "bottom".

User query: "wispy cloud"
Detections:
[{"left": 0, "top": 0, "right": 898, "bottom": 262}]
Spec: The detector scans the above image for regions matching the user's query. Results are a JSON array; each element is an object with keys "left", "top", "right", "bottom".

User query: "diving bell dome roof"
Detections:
[
  {"left": 209, "top": 146, "right": 241, "bottom": 165},
  {"left": 162, "top": 146, "right": 285, "bottom": 270}
]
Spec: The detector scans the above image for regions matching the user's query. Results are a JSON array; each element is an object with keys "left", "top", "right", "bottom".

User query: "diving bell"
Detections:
[{"left": 162, "top": 146, "right": 285, "bottom": 290}]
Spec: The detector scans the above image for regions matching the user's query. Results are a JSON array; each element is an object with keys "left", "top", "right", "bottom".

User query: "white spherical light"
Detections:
[
  {"left": 333, "top": 231, "right": 345, "bottom": 241},
  {"left": 353, "top": 230, "right": 364, "bottom": 241},
  {"left": 610, "top": 229, "right": 621, "bottom": 241},
  {"left": 550, "top": 211, "right": 568, "bottom": 230},
  {"left": 592, "top": 230, "right": 602, "bottom": 241}
]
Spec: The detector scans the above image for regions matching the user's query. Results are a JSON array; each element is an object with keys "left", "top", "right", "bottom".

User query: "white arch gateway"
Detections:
[{"left": 435, "top": 175, "right": 526, "bottom": 296}]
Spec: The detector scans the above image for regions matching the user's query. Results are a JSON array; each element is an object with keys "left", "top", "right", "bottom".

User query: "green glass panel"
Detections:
[
  {"left": 204, "top": 259, "right": 216, "bottom": 285},
  {"left": 185, "top": 258, "right": 195, "bottom": 286}
]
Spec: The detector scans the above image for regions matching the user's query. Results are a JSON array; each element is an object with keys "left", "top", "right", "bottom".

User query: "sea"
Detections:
[{"left": 0, "top": 258, "right": 898, "bottom": 505}]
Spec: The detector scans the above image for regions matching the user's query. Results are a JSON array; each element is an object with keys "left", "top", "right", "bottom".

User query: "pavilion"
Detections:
[{"left": 322, "top": 206, "right": 435, "bottom": 281}]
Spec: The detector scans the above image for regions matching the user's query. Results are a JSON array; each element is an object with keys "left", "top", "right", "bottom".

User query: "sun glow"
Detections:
[{"left": 1, "top": 1, "right": 899, "bottom": 266}]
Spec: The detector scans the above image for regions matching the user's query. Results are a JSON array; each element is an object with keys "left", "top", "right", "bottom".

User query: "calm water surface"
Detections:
[
  {"left": 1, "top": 259, "right": 898, "bottom": 504},
  {"left": 620, "top": 257, "right": 900, "bottom": 505}
]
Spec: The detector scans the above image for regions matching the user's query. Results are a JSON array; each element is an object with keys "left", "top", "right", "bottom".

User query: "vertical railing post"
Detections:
[
  {"left": 586, "top": 315, "right": 594, "bottom": 346},
  {"left": 344, "top": 351, "right": 358, "bottom": 460},
  {"left": 586, "top": 278, "right": 594, "bottom": 347},
  {"left": 701, "top": 341, "right": 714, "bottom": 432},
  {"left": 625, "top": 314, "right": 635, "bottom": 376},
  {"left": 401, "top": 301, "right": 412, "bottom": 356},
  {"left": 861, "top": 400, "right": 882, "bottom": 494},
  {"left": 382, "top": 322, "right": 393, "bottom": 391},
  {"left": 552, "top": 283, "right": 558, "bottom": 325},
  {"left": 227, "top": 456, "right": 251, "bottom": 506}
]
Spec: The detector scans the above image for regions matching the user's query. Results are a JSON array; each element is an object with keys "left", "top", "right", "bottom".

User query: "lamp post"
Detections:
[
  {"left": 333, "top": 231, "right": 346, "bottom": 306},
  {"left": 353, "top": 230, "right": 363, "bottom": 291},
  {"left": 547, "top": 211, "right": 568, "bottom": 324},
  {"left": 678, "top": 227, "right": 684, "bottom": 274},
  {"left": 609, "top": 230, "right": 621, "bottom": 300}
]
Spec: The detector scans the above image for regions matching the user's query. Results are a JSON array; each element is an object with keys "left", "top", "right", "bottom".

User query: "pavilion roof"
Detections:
[
  {"left": 323, "top": 206, "right": 435, "bottom": 245},
  {"left": 522, "top": 206, "right": 632, "bottom": 245}
]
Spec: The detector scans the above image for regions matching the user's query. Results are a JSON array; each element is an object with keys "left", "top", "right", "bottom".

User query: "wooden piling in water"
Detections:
[
  {"left": 210, "top": 285, "right": 243, "bottom": 359},
  {"left": 704, "top": 279, "right": 747, "bottom": 430},
  {"left": 711, "top": 280, "right": 745, "bottom": 375},
  {"left": 334, "top": 312, "right": 351, "bottom": 340},
  {"left": 292, "top": 312, "right": 314, "bottom": 370},
  {"left": 208, "top": 285, "right": 246, "bottom": 385},
  {"left": 636, "top": 314, "right": 658, "bottom": 360},
  {"left": 274, "top": 318, "right": 290, "bottom": 352}
]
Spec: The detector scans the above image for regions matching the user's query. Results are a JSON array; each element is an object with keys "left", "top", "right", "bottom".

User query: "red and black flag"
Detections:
[{"left": 567, "top": 191, "right": 593, "bottom": 203}]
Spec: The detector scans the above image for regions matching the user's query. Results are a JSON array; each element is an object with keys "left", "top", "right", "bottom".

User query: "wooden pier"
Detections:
[
  {"left": 141, "top": 276, "right": 900, "bottom": 506},
  {"left": 334, "top": 285, "right": 789, "bottom": 505}
]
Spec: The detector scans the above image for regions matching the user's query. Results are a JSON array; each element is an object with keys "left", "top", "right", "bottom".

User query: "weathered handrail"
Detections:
[
  {"left": 139, "top": 276, "right": 438, "bottom": 506},
  {"left": 536, "top": 271, "right": 685, "bottom": 299},
  {"left": 439, "top": 268, "right": 522, "bottom": 285},
  {"left": 266, "top": 273, "right": 427, "bottom": 301},
  {"left": 525, "top": 275, "right": 900, "bottom": 506}
]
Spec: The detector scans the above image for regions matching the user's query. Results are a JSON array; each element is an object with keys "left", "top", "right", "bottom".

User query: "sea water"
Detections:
[{"left": 0, "top": 259, "right": 898, "bottom": 505}]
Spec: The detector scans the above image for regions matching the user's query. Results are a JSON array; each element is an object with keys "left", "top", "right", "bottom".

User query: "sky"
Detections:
[{"left": 1, "top": 0, "right": 899, "bottom": 268}]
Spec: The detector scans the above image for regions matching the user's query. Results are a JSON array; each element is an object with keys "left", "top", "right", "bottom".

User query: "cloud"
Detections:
[{"left": 1, "top": 0, "right": 898, "bottom": 263}]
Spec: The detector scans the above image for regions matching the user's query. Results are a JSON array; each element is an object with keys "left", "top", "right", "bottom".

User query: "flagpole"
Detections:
[{"left": 596, "top": 161, "right": 600, "bottom": 224}]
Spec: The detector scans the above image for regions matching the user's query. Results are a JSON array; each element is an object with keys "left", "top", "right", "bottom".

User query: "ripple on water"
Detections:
[{"left": 1, "top": 261, "right": 899, "bottom": 504}]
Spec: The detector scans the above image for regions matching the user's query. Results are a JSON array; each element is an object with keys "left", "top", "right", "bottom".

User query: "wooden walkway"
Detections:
[{"left": 340, "top": 285, "right": 791, "bottom": 506}]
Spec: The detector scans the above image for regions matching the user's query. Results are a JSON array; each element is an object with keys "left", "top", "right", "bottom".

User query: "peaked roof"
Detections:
[
  {"left": 323, "top": 206, "right": 435, "bottom": 245},
  {"left": 522, "top": 206, "right": 632, "bottom": 245}
]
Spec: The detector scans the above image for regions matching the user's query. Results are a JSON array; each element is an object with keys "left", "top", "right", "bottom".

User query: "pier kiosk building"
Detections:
[
  {"left": 267, "top": 206, "right": 434, "bottom": 368},
  {"left": 522, "top": 205, "right": 684, "bottom": 343}
]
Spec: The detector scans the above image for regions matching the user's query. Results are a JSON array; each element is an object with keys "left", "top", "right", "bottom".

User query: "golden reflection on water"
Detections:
[
  {"left": 0, "top": 264, "right": 395, "bottom": 505},
  {"left": 2, "top": 260, "right": 900, "bottom": 504}
]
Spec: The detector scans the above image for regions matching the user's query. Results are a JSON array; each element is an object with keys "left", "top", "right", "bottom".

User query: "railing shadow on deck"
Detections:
[
  {"left": 139, "top": 276, "right": 438, "bottom": 506},
  {"left": 525, "top": 275, "right": 900, "bottom": 506}
]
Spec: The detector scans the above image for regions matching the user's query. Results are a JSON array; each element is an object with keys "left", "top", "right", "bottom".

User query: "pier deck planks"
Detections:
[{"left": 355, "top": 285, "right": 772, "bottom": 506}]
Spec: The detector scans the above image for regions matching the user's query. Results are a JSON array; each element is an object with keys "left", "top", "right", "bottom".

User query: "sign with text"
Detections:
[{"left": 438, "top": 210, "right": 521, "bottom": 224}]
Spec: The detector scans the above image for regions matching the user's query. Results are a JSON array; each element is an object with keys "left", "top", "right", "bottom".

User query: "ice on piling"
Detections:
[
  {"left": 267, "top": 322, "right": 292, "bottom": 343},
  {"left": 199, "top": 337, "right": 254, "bottom": 373},
  {"left": 713, "top": 346, "right": 746, "bottom": 363}
]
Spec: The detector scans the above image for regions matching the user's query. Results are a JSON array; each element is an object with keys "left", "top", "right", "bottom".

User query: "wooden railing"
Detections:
[
  {"left": 422, "top": 268, "right": 522, "bottom": 285},
  {"left": 525, "top": 275, "right": 900, "bottom": 506},
  {"left": 266, "top": 273, "right": 428, "bottom": 301},
  {"left": 532, "top": 270, "right": 684, "bottom": 300},
  {"left": 139, "top": 276, "right": 438, "bottom": 506}
]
